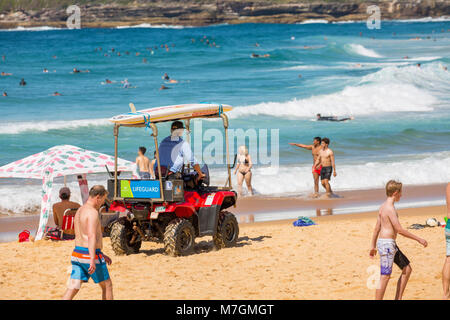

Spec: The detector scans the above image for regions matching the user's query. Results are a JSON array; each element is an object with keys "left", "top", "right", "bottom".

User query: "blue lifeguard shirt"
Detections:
[{"left": 154, "top": 135, "right": 197, "bottom": 173}]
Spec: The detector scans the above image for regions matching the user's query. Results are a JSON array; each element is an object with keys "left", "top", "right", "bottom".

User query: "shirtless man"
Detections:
[
  {"left": 63, "top": 185, "right": 113, "bottom": 300},
  {"left": 289, "top": 137, "right": 322, "bottom": 197},
  {"left": 52, "top": 187, "right": 80, "bottom": 239},
  {"left": 313, "top": 137, "right": 336, "bottom": 197},
  {"left": 369, "top": 180, "right": 427, "bottom": 300},
  {"left": 443, "top": 182, "right": 450, "bottom": 299},
  {"left": 136, "top": 146, "right": 153, "bottom": 179}
]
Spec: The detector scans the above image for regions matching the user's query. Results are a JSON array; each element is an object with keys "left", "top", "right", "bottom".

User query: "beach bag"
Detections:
[
  {"left": 18, "top": 230, "right": 31, "bottom": 242},
  {"left": 43, "top": 226, "right": 62, "bottom": 240}
]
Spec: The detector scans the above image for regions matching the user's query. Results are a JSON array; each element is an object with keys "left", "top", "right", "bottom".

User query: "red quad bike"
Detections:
[{"left": 106, "top": 104, "right": 239, "bottom": 256}]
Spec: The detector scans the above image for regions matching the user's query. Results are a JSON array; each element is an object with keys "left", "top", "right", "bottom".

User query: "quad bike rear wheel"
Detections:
[
  {"left": 110, "top": 221, "right": 142, "bottom": 255},
  {"left": 164, "top": 218, "right": 196, "bottom": 256},
  {"left": 213, "top": 211, "right": 239, "bottom": 249}
]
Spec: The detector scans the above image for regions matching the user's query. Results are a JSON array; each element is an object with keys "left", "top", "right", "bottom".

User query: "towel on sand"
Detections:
[{"left": 293, "top": 216, "right": 316, "bottom": 227}]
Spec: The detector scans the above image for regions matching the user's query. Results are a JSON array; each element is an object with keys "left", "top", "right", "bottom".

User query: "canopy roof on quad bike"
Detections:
[{"left": 109, "top": 103, "right": 233, "bottom": 127}]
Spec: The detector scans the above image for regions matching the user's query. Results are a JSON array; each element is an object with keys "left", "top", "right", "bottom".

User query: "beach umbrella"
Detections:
[{"left": 0, "top": 145, "right": 136, "bottom": 240}]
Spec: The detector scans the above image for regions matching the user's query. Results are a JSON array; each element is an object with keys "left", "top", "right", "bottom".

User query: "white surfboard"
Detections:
[{"left": 110, "top": 103, "right": 232, "bottom": 126}]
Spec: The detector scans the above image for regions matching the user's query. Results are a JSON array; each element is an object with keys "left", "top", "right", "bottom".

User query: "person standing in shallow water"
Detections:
[
  {"left": 289, "top": 137, "right": 322, "bottom": 198},
  {"left": 234, "top": 145, "right": 253, "bottom": 196},
  {"left": 313, "top": 137, "right": 336, "bottom": 197}
]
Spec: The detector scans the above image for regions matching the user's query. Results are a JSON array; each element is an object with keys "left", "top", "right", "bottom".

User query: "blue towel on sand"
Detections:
[{"left": 293, "top": 216, "right": 316, "bottom": 227}]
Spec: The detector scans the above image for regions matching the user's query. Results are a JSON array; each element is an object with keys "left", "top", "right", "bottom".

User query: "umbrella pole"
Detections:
[
  {"left": 64, "top": 175, "right": 67, "bottom": 187},
  {"left": 114, "top": 124, "right": 119, "bottom": 199}
]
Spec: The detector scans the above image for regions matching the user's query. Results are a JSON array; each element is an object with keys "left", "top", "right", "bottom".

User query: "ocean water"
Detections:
[{"left": 0, "top": 21, "right": 449, "bottom": 214}]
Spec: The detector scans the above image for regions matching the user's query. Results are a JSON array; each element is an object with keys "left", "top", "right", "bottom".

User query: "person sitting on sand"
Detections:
[
  {"left": 136, "top": 146, "right": 154, "bottom": 179},
  {"left": 313, "top": 137, "right": 336, "bottom": 197},
  {"left": 52, "top": 187, "right": 81, "bottom": 239},
  {"left": 234, "top": 145, "right": 253, "bottom": 196},
  {"left": 443, "top": 183, "right": 450, "bottom": 300},
  {"left": 289, "top": 137, "right": 322, "bottom": 197},
  {"left": 369, "top": 180, "right": 428, "bottom": 300}
]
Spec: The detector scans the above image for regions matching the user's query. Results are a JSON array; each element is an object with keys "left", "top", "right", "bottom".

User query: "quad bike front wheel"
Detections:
[
  {"left": 164, "top": 218, "right": 196, "bottom": 257},
  {"left": 213, "top": 211, "right": 239, "bottom": 249},
  {"left": 110, "top": 221, "right": 142, "bottom": 255}
]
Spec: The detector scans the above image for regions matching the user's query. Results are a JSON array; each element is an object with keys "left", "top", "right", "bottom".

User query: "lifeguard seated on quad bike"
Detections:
[{"left": 155, "top": 120, "right": 205, "bottom": 183}]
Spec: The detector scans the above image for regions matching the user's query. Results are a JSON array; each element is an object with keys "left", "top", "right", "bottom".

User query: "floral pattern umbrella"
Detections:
[{"left": 0, "top": 145, "right": 136, "bottom": 240}]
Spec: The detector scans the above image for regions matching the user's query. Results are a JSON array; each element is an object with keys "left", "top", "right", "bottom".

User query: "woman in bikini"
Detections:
[{"left": 234, "top": 145, "right": 253, "bottom": 196}]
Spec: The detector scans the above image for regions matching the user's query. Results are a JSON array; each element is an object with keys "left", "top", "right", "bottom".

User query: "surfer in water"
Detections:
[
  {"left": 122, "top": 79, "right": 132, "bottom": 89},
  {"left": 316, "top": 113, "right": 354, "bottom": 122}
]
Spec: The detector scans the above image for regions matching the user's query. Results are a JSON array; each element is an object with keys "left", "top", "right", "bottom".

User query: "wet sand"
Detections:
[
  {"left": 0, "top": 205, "right": 447, "bottom": 300},
  {"left": 0, "top": 183, "right": 446, "bottom": 240}
]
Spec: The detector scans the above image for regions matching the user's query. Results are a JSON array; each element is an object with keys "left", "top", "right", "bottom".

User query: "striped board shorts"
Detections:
[{"left": 70, "top": 246, "right": 110, "bottom": 284}]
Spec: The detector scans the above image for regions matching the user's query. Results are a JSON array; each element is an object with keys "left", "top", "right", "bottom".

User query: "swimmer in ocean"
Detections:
[{"left": 316, "top": 113, "right": 354, "bottom": 122}]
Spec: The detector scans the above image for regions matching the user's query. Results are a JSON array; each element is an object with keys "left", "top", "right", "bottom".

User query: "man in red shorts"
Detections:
[{"left": 289, "top": 137, "right": 322, "bottom": 198}]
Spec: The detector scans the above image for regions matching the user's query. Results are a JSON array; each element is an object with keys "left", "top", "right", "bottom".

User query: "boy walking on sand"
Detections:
[{"left": 369, "top": 180, "right": 428, "bottom": 300}]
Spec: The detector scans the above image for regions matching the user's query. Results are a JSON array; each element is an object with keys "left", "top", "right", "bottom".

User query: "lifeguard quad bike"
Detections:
[{"left": 106, "top": 103, "right": 239, "bottom": 256}]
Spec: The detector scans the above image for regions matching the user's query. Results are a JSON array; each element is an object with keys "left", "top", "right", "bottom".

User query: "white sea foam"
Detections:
[
  {"left": 116, "top": 23, "right": 188, "bottom": 29},
  {"left": 360, "top": 62, "right": 450, "bottom": 96},
  {"left": 1, "top": 152, "right": 448, "bottom": 214},
  {"left": 0, "top": 26, "right": 63, "bottom": 32},
  {"left": 229, "top": 82, "right": 436, "bottom": 119},
  {"left": 231, "top": 61, "right": 449, "bottom": 119},
  {"left": 298, "top": 19, "right": 329, "bottom": 24},
  {"left": 0, "top": 118, "right": 110, "bottom": 134},
  {"left": 346, "top": 44, "right": 383, "bottom": 58},
  {"left": 209, "top": 151, "right": 450, "bottom": 196},
  {"left": 392, "top": 16, "right": 450, "bottom": 23}
]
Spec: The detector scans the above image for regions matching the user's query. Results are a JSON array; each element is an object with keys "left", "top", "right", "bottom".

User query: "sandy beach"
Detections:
[{"left": 0, "top": 204, "right": 447, "bottom": 300}]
